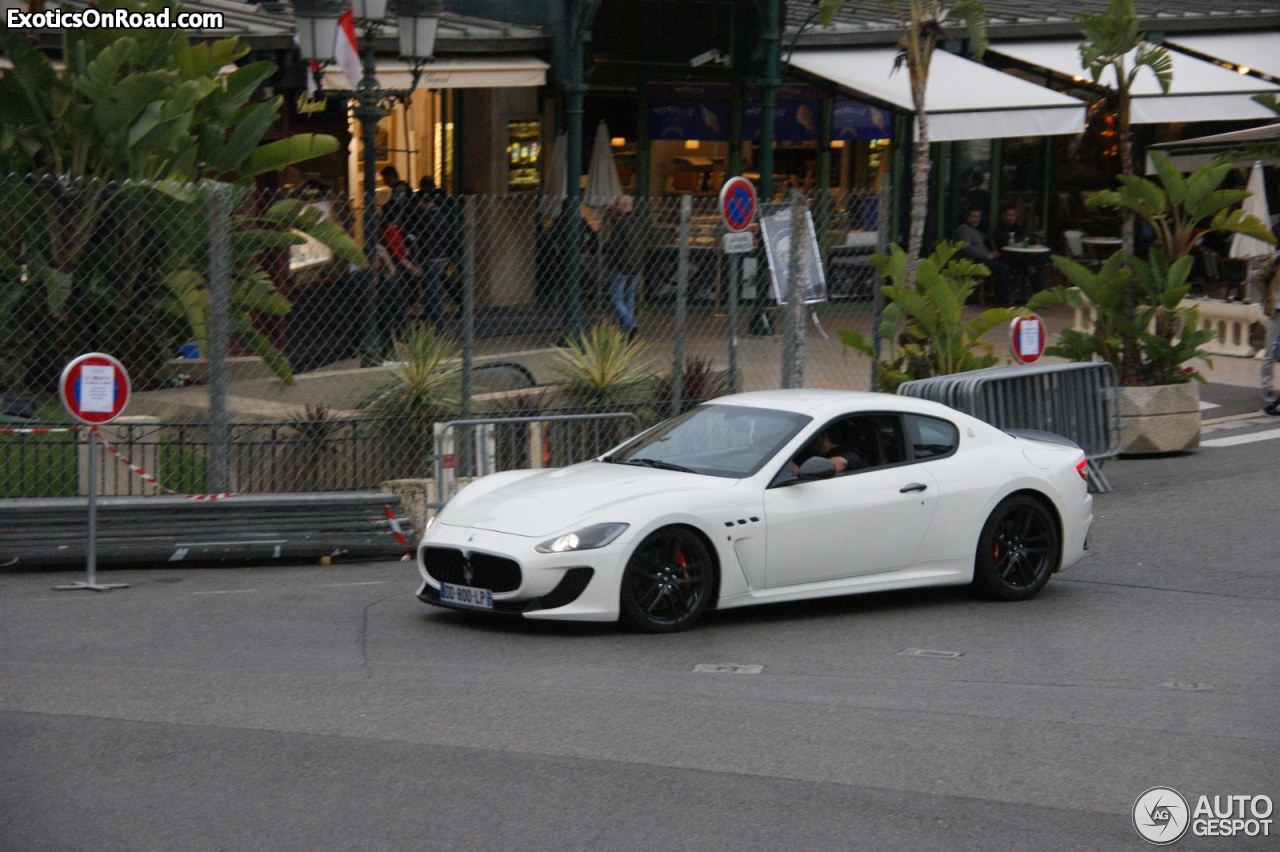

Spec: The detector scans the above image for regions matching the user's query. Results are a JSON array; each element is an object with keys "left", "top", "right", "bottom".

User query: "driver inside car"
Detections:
[{"left": 792, "top": 428, "right": 868, "bottom": 476}]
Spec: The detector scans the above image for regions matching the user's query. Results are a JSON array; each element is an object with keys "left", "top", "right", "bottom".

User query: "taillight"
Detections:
[{"left": 1075, "top": 458, "right": 1089, "bottom": 482}]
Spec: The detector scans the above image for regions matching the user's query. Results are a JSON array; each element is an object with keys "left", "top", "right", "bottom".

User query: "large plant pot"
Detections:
[{"left": 1118, "top": 383, "right": 1201, "bottom": 455}]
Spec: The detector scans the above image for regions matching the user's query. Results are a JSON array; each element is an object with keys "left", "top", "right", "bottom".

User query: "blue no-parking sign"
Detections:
[{"left": 719, "top": 177, "right": 757, "bottom": 233}]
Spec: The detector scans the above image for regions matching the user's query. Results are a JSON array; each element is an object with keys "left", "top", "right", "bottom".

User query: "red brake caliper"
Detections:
[{"left": 675, "top": 549, "right": 693, "bottom": 593}]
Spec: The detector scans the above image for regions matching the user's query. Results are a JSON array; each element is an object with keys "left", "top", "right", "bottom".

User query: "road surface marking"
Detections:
[{"left": 1200, "top": 427, "right": 1280, "bottom": 447}]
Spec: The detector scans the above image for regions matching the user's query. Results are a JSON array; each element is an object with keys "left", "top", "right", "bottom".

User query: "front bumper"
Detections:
[
  {"left": 418, "top": 566, "right": 595, "bottom": 616},
  {"left": 416, "top": 523, "right": 628, "bottom": 621}
]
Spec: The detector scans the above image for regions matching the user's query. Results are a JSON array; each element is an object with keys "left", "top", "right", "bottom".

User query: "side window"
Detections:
[
  {"left": 821, "top": 414, "right": 906, "bottom": 470},
  {"left": 907, "top": 414, "right": 959, "bottom": 460}
]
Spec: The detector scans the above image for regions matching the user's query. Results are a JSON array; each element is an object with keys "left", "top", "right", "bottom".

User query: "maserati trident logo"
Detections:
[{"left": 461, "top": 555, "right": 474, "bottom": 585}]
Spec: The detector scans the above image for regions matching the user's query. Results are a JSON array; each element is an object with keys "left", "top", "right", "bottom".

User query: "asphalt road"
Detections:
[{"left": 2, "top": 416, "right": 1278, "bottom": 851}]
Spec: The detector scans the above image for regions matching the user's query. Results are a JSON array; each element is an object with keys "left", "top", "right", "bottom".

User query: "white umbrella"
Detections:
[
  {"left": 538, "top": 131, "right": 568, "bottom": 222},
  {"left": 584, "top": 120, "right": 623, "bottom": 207},
  {"left": 1230, "top": 161, "right": 1273, "bottom": 260}
]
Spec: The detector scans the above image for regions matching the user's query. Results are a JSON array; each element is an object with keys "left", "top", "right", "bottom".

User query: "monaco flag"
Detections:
[{"left": 336, "top": 9, "right": 362, "bottom": 89}]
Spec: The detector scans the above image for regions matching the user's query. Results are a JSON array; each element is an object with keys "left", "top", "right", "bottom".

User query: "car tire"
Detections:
[
  {"left": 973, "top": 495, "right": 1060, "bottom": 601},
  {"left": 619, "top": 527, "right": 714, "bottom": 633}
]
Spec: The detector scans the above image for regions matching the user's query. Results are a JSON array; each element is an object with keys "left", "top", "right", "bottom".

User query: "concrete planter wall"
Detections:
[
  {"left": 1118, "top": 382, "right": 1201, "bottom": 455},
  {"left": 1075, "top": 297, "right": 1266, "bottom": 358}
]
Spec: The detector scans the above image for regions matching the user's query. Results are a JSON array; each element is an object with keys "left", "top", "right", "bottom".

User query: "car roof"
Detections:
[{"left": 708, "top": 389, "right": 969, "bottom": 422}]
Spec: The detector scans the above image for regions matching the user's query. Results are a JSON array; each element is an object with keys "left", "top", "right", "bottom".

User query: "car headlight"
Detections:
[{"left": 535, "top": 523, "right": 628, "bottom": 554}]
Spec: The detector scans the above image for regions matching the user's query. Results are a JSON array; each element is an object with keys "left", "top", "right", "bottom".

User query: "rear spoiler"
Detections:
[{"left": 1003, "top": 429, "right": 1081, "bottom": 450}]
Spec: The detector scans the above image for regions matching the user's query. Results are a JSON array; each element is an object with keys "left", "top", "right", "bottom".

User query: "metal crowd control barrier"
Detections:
[
  {"left": 433, "top": 412, "right": 643, "bottom": 503},
  {"left": 0, "top": 492, "right": 412, "bottom": 568},
  {"left": 898, "top": 362, "right": 1121, "bottom": 492}
]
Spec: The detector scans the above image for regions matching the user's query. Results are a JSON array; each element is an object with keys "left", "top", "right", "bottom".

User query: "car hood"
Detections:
[{"left": 440, "top": 462, "right": 735, "bottom": 537}]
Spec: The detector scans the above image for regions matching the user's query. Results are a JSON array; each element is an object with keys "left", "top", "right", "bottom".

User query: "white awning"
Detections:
[
  {"left": 1166, "top": 32, "right": 1280, "bottom": 82},
  {"left": 1146, "top": 122, "right": 1280, "bottom": 172},
  {"left": 789, "top": 48, "right": 1085, "bottom": 142},
  {"left": 322, "top": 56, "right": 547, "bottom": 90},
  {"left": 989, "top": 39, "right": 1280, "bottom": 124}
]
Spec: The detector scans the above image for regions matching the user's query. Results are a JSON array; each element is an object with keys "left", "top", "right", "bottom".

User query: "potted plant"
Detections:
[{"left": 1030, "top": 152, "right": 1275, "bottom": 453}]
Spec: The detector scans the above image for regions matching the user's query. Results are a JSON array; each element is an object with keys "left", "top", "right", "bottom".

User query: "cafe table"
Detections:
[
  {"left": 1001, "top": 244, "right": 1051, "bottom": 256},
  {"left": 1080, "top": 235, "right": 1122, "bottom": 255}
]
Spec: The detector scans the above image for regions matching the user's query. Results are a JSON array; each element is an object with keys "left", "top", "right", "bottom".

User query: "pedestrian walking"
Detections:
[
  {"left": 405, "top": 185, "right": 454, "bottom": 334},
  {"left": 1262, "top": 257, "right": 1280, "bottom": 415},
  {"left": 376, "top": 186, "right": 423, "bottom": 354},
  {"left": 603, "top": 194, "right": 646, "bottom": 338}
]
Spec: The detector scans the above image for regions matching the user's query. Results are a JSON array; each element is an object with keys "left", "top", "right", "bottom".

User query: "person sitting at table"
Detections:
[
  {"left": 956, "top": 205, "right": 1011, "bottom": 305},
  {"left": 993, "top": 204, "right": 1049, "bottom": 297}
]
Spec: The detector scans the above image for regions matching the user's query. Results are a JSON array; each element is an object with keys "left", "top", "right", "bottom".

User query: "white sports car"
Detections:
[{"left": 417, "top": 389, "right": 1093, "bottom": 632}]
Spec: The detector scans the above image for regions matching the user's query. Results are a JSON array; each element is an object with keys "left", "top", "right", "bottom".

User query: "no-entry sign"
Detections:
[
  {"left": 1009, "top": 314, "right": 1047, "bottom": 364},
  {"left": 719, "top": 176, "right": 758, "bottom": 233},
  {"left": 59, "top": 353, "right": 131, "bottom": 425}
]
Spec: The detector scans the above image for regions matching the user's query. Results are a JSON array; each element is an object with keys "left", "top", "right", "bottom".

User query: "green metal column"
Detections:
[
  {"left": 563, "top": 7, "right": 590, "bottom": 340},
  {"left": 729, "top": 80, "right": 744, "bottom": 178},
  {"left": 758, "top": 0, "right": 780, "bottom": 202},
  {"left": 816, "top": 98, "right": 834, "bottom": 261},
  {"left": 749, "top": 0, "right": 781, "bottom": 335},
  {"left": 635, "top": 91, "right": 650, "bottom": 197}
]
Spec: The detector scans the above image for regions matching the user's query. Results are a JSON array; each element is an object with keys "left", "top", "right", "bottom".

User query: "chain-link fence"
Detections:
[{"left": 1, "top": 173, "right": 886, "bottom": 498}]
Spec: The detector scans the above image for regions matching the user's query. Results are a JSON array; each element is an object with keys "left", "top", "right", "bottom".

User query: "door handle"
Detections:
[{"left": 899, "top": 482, "right": 928, "bottom": 493}]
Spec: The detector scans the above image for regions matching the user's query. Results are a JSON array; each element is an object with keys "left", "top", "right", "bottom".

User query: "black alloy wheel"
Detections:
[
  {"left": 973, "top": 495, "right": 1060, "bottom": 601},
  {"left": 620, "top": 527, "right": 714, "bottom": 632}
]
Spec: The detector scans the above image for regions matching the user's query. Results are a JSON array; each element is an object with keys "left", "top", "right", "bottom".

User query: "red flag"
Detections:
[{"left": 336, "top": 10, "right": 362, "bottom": 89}]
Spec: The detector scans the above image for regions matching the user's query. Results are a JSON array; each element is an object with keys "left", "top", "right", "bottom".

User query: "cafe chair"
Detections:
[{"left": 1063, "top": 230, "right": 1100, "bottom": 270}]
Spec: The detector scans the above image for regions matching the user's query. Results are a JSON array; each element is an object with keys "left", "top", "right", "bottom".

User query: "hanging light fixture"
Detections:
[
  {"left": 396, "top": 0, "right": 442, "bottom": 61},
  {"left": 293, "top": 0, "right": 349, "bottom": 61}
]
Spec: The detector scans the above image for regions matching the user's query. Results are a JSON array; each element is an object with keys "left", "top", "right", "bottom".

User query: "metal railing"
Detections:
[
  {"left": 433, "top": 412, "right": 643, "bottom": 503},
  {"left": 898, "top": 361, "right": 1121, "bottom": 491}
]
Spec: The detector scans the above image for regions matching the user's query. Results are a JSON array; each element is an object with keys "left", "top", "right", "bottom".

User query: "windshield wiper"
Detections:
[{"left": 617, "top": 457, "right": 696, "bottom": 473}]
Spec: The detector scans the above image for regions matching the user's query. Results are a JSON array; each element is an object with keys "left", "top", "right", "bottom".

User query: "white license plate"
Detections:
[{"left": 440, "top": 582, "right": 493, "bottom": 610}]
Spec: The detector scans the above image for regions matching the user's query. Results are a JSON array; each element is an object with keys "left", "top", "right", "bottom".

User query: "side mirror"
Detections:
[{"left": 797, "top": 456, "right": 837, "bottom": 481}]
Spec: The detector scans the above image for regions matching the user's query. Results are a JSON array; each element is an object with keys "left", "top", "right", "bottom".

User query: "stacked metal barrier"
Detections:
[
  {"left": 898, "top": 362, "right": 1121, "bottom": 491},
  {"left": 0, "top": 492, "right": 412, "bottom": 568}
]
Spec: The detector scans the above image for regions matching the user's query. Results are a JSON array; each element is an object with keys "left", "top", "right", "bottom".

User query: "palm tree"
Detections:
[
  {"left": 1077, "top": 0, "right": 1173, "bottom": 255},
  {"left": 0, "top": 2, "right": 361, "bottom": 389},
  {"left": 819, "top": 0, "right": 988, "bottom": 291},
  {"left": 1076, "top": 0, "right": 1172, "bottom": 381}
]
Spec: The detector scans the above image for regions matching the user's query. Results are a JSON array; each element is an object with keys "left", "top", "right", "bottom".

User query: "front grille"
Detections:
[{"left": 422, "top": 546, "right": 522, "bottom": 593}]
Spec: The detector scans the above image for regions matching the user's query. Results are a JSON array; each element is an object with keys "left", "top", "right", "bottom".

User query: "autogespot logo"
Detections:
[{"left": 1134, "top": 787, "right": 1190, "bottom": 845}]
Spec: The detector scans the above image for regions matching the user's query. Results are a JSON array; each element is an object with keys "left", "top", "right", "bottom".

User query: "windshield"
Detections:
[{"left": 606, "top": 404, "right": 810, "bottom": 478}]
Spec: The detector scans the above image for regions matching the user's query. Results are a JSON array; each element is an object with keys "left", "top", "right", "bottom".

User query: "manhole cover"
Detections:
[
  {"left": 1159, "top": 681, "right": 1213, "bottom": 691},
  {"left": 897, "top": 648, "right": 964, "bottom": 659},
  {"left": 692, "top": 664, "right": 763, "bottom": 674}
]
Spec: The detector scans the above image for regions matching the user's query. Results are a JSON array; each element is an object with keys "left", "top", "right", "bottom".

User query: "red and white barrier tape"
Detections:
[
  {"left": 384, "top": 503, "right": 413, "bottom": 561},
  {"left": 90, "top": 426, "right": 235, "bottom": 501},
  {"left": 0, "top": 426, "right": 81, "bottom": 434}
]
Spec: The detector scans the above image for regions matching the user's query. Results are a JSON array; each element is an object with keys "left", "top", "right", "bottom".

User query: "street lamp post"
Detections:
[{"left": 294, "top": 0, "right": 440, "bottom": 359}]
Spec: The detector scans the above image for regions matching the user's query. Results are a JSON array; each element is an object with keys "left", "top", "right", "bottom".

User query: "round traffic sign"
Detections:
[
  {"left": 1009, "top": 314, "right": 1047, "bottom": 364},
  {"left": 719, "top": 176, "right": 758, "bottom": 233},
  {"left": 59, "top": 353, "right": 131, "bottom": 425}
]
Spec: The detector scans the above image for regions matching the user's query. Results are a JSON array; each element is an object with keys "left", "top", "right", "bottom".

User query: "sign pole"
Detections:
[
  {"left": 56, "top": 352, "right": 130, "bottom": 592},
  {"left": 718, "top": 177, "right": 757, "bottom": 392},
  {"left": 54, "top": 427, "right": 126, "bottom": 591},
  {"left": 727, "top": 253, "right": 740, "bottom": 393}
]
